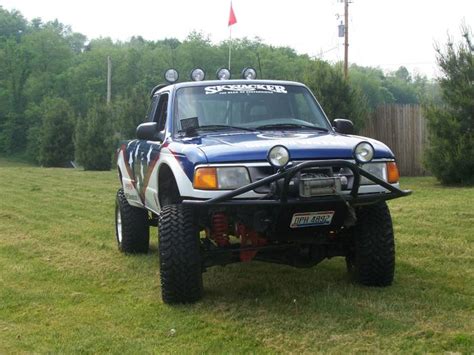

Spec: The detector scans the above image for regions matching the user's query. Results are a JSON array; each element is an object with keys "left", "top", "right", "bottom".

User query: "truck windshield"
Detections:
[{"left": 174, "top": 84, "right": 331, "bottom": 133}]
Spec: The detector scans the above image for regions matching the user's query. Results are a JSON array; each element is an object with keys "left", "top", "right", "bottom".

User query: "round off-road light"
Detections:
[
  {"left": 354, "top": 142, "right": 374, "bottom": 164},
  {"left": 268, "top": 145, "right": 290, "bottom": 168},
  {"left": 242, "top": 67, "right": 257, "bottom": 80},
  {"left": 190, "top": 68, "right": 206, "bottom": 81},
  {"left": 164, "top": 69, "right": 179, "bottom": 83},
  {"left": 216, "top": 68, "right": 231, "bottom": 80}
]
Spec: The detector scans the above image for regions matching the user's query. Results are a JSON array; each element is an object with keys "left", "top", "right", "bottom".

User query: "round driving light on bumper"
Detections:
[
  {"left": 164, "top": 68, "right": 179, "bottom": 83},
  {"left": 354, "top": 142, "right": 374, "bottom": 163},
  {"left": 190, "top": 68, "right": 206, "bottom": 81},
  {"left": 242, "top": 67, "right": 257, "bottom": 80},
  {"left": 216, "top": 68, "right": 231, "bottom": 80},
  {"left": 268, "top": 145, "right": 290, "bottom": 168}
]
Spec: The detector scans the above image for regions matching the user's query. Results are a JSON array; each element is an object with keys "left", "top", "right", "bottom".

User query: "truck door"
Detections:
[{"left": 134, "top": 93, "right": 169, "bottom": 210}]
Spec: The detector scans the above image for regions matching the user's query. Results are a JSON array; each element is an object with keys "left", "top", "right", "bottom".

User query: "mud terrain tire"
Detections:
[
  {"left": 158, "top": 205, "right": 203, "bottom": 304},
  {"left": 115, "top": 188, "right": 149, "bottom": 253},
  {"left": 351, "top": 201, "right": 395, "bottom": 286}
]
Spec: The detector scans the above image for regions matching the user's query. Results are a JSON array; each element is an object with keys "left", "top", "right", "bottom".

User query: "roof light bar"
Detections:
[
  {"left": 216, "top": 68, "right": 231, "bottom": 80},
  {"left": 190, "top": 68, "right": 206, "bottom": 81},
  {"left": 242, "top": 67, "right": 257, "bottom": 80},
  {"left": 164, "top": 68, "right": 179, "bottom": 83}
]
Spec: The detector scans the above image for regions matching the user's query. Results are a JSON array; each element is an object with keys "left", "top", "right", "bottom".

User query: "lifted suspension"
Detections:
[
  {"left": 209, "top": 212, "right": 267, "bottom": 262},
  {"left": 210, "top": 212, "right": 230, "bottom": 247}
]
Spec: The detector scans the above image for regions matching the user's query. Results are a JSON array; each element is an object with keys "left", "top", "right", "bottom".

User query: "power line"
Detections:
[{"left": 317, "top": 46, "right": 339, "bottom": 58}]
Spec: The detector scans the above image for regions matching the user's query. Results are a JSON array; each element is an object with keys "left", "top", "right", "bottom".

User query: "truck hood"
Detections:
[{"left": 183, "top": 131, "right": 394, "bottom": 163}]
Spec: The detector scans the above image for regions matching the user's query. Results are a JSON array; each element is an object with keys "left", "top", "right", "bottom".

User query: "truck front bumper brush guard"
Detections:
[{"left": 183, "top": 160, "right": 412, "bottom": 207}]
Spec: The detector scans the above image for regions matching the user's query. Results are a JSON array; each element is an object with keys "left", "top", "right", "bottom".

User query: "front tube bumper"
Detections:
[{"left": 183, "top": 160, "right": 412, "bottom": 206}]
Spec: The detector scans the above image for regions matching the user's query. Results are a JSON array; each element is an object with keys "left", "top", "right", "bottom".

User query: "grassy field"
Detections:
[{"left": 1, "top": 157, "right": 473, "bottom": 353}]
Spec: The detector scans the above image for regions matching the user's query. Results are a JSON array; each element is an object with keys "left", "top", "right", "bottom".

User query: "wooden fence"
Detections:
[{"left": 360, "top": 104, "right": 429, "bottom": 176}]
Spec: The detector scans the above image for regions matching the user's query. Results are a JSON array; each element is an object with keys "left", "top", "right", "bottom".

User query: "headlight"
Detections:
[
  {"left": 360, "top": 162, "right": 400, "bottom": 184},
  {"left": 354, "top": 142, "right": 374, "bottom": 163},
  {"left": 190, "top": 68, "right": 206, "bottom": 81},
  {"left": 216, "top": 167, "right": 250, "bottom": 189},
  {"left": 193, "top": 167, "right": 250, "bottom": 190},
  {"left": 267, "top": 145, "right": 290, "bottom": 168},
  {"left": 360, "top": 163, "right": 387, "bottom": 185},
  {"left": 164, "top": 68, "right": 179, "bottom": 83}
]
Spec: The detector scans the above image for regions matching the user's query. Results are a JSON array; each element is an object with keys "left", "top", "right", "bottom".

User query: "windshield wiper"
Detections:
[
  {"left": 177, "top": 124, "right": 255, "bottom": 137},
  {"left": 196, "top": 125, "right": 256, "bottom": 132},
  {"left": 255, "top": 123, "right": 329, "bottom": 131}
]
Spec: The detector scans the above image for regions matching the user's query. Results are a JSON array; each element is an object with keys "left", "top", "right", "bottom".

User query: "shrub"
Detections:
[
  {"left": 74, "top": 102, "right": 114, "bottom": 171},
  {"left": 424, "top": 26, "right": 474, "bottom": 185},
  {"left": 38, "top": 97, "right": 74, "bottom": 167}
]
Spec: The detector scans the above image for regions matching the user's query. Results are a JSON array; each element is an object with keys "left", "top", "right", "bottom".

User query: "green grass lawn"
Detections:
[{"left": 1, "top": 158, "right": 473, "bottom": 353}]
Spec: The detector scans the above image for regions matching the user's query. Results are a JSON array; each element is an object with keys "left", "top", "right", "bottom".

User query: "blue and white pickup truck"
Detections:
[{"left": 115, "top": 68, "right": 411, "bottom": 304}]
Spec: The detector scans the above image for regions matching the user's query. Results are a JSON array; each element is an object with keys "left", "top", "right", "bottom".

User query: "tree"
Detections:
[
  {"left": 113, "top": 88, "right": 148, "bottom": 139},
  {"left": 383, "top": 74, "right": 419, "bottom": 104},
  {"left": 349, "top": 65, "right": 395, "bottom": 109},
  {"left": 22, "top": 26, "right": 74, "bottom": 104},
  {"left": 424, "top": 26, "right": 474, "bottom": 185},
  {"left": 38, "top": 97, "right": 75, "bottom": 167},
  {"left": 75, "top": 102, "right": 114, "bottom": 170},
  {"left": 303, "top": 60, "right": 369, "bottom": 131},
  {"left": 0, "top": 7, "right": 27, "bottom": 40},
  {"left": 0, "top": 7, "right": 438, "bottom": 163},
  {"left": 0, "top": 11, "right": 75, "bottom": 154},
  {"left": 0, "top": 39, "right": 31, "bottom": 152},
  {"left": 394, "top": 66, "right": 411, "bottom": 82}
]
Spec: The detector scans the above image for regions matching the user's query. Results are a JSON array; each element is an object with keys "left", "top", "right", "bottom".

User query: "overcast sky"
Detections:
[{"left": 2, "top": 0, "right": 473, "bottom": 78}]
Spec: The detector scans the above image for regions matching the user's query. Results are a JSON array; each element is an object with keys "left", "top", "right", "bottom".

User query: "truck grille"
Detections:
[{"left": 247, "top": 163, "right": 355, "bottom": 195}]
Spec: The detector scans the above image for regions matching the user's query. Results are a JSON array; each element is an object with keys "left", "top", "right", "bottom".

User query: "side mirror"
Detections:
[
  {"left": 136, "top": 122, "right": 164, "bottom": 141},
  {"left": 333, "top": 118, "right": 354, "bottom": 135}
]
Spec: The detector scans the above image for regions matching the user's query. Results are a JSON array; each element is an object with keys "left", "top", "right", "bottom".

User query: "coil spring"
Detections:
[{"left": 211, "top": 213, "right": 230, "bottom": 246}]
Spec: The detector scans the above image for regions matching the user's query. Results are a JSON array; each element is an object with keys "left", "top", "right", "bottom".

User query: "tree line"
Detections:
[{"left": 0, "top": 6, "right": 440, "bottom": 170}]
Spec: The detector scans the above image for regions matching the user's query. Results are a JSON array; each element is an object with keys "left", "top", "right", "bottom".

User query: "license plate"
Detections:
[{"left": 290, "top": 211, "right": 335, "bottom": 228}]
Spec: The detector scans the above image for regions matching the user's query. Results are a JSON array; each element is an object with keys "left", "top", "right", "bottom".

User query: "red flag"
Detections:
[{"left": 228, "top": 2, "right": 237, "bottom": 26}]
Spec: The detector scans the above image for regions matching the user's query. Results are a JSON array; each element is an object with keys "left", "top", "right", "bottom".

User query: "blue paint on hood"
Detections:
[{"left": 176, "top": 131, "right": 394, "bottom": 163}]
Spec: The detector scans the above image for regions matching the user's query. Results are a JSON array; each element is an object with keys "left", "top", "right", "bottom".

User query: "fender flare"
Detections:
[
  {"left": 158, "top": 163, "right": 182, "bottom": 207},
  {"left": 117, "top": 167, "right": 123, "bottom": 185}
]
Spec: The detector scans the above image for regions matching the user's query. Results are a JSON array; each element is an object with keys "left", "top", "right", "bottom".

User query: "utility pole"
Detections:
[
  {"left": 344, "top": 0, "right": 349, "bottom": 80},
  {"left": 107, "top": 56, "right": 112, "bottom": 105}
]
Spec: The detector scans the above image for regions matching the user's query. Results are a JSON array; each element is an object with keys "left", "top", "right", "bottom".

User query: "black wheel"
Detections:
[
  {"left": 115, "top": 188, "right": 150, "bottom": 253},
  {"left": 349, "top": 201, "right": 395, "bottom": 286},
  {"left": 158, "top": 204, "right": 203, "bottom": 304}
]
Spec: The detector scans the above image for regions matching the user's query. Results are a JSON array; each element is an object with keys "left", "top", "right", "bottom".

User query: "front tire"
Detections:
[
  {"left": 158, "top": 205, "right": 203, "bottom": 304},
  {"left": 349, "top": 201, "right": 395, "bottom": 286},
  {"left": 115, "top": 188, "right": 150, "bottom": 253}
]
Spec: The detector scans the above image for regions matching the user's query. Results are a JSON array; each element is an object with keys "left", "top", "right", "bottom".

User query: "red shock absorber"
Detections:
[{"left": 211, "top": 212, "right": 230, "bottom": 246}]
